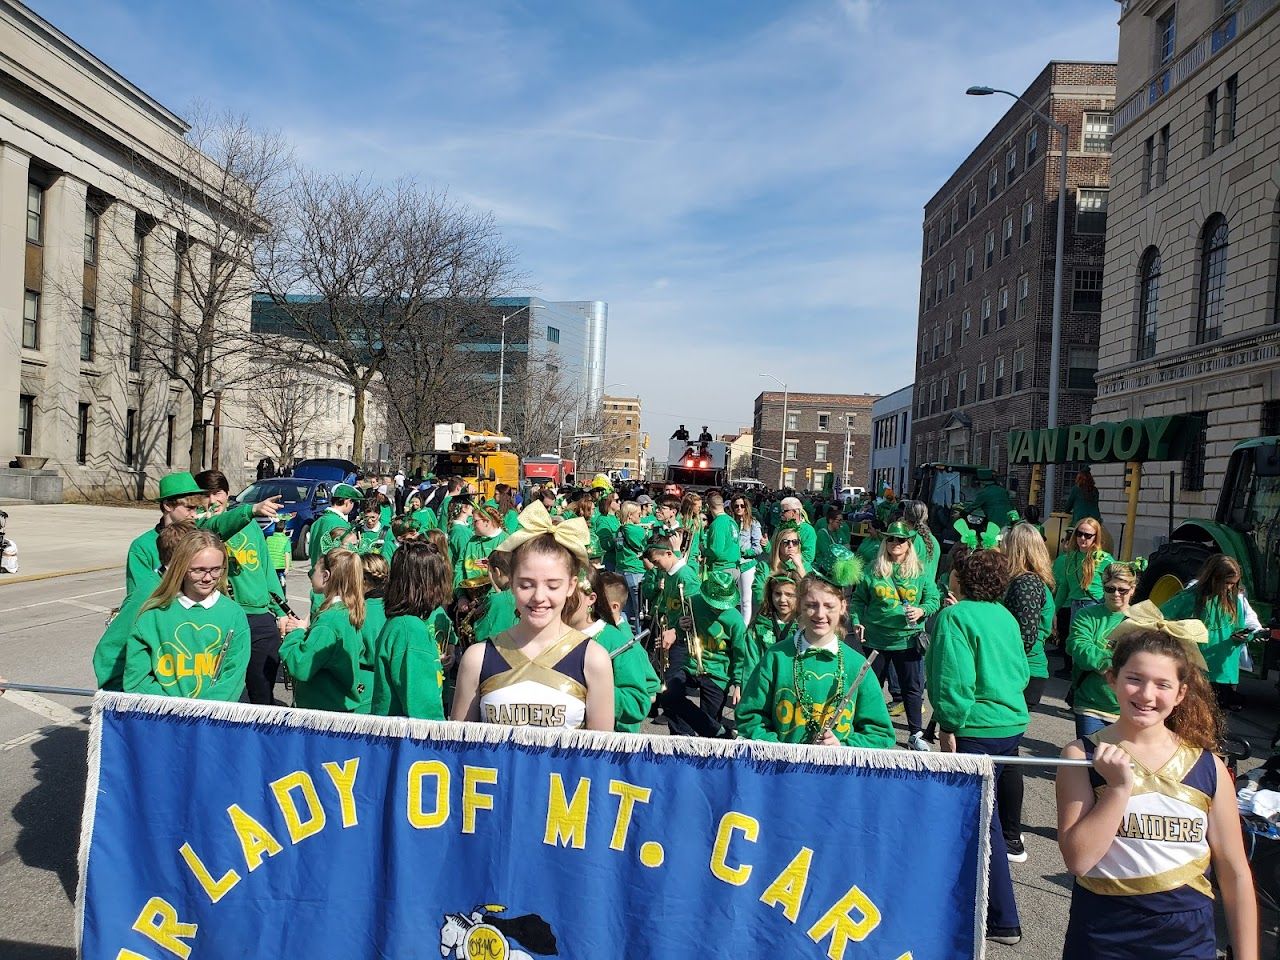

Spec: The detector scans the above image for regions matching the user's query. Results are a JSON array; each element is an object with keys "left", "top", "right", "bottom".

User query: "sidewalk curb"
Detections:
[{"left": 0, "top": 564, "right": 122, "bottom": 587}]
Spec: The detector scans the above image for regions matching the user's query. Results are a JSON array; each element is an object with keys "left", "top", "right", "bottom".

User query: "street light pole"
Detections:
[
  {"left": 496, "top": 304, "right": 531, "bottom": 435},
  {"left": 760, "top": 373, "right": 789, "bottom": 489},
  {"left": 967, "top": 85, "right": 1069, "bottom": 511}
]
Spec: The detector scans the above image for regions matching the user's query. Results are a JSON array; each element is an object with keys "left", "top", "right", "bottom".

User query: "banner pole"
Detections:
[
  {"left": 993, "top": 755, "right": 1096, "bottom": 768},
  {"left": 2, "top": 682, "right": 98, "bottom": 697}
]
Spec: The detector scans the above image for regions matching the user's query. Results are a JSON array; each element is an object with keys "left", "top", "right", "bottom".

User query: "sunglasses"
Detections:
[
  {"left": 886, "top": 537, "right": 909, "bottom": 545},
  {"left": 1075, "top": 531, "right": 1096, "bottom": 540},
  {"left": 1102, "top": 586, "right": 1131, "bottom": 595},
  {"left": 779, "top": 539, "right": 800, "bottom": 546}
]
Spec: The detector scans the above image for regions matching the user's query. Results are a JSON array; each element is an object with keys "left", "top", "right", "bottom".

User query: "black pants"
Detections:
[
  {"left": 870, "top": 646, "right": 924, "bottom": 734},
  {"left": 244, "top": 612, "right": 282, "bottom": 705},
  {"left": 659, "top": 641, "right": 727, "bottom": 737},
  {"left": 996, "top": 677, "right": 1046, "bottom": 844}
]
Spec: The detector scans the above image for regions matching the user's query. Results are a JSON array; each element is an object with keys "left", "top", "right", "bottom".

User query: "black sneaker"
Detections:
[
  {"left": 987, "top": 926, "right": 1022, "bottom": 946},
  {"left": 1005, "top": 835, "right": 1027, "bottom": 863}
]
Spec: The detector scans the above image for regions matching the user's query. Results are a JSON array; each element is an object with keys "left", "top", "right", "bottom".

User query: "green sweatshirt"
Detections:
[
  {"left": 659, "top": 560, "right": 703, "bottom": 630},
  {"left": 280, "top": 603, "right": 372, "bottom": 713},
  {"left": 448, "top": 521, "right": 473, "bottom": 565},
  {"left": 123, "top": 592, "right": 251, "bottom": 701},
  {"left": 360, "top": 596, "right": 387, "bottom": 668},
  {"left": 1052, "top": 549, "right": 1113, "bottom": 608},
  {"left": 474, "top": 590, "right": 518, "bottom": 643},
  {"left": 910, "top": 530, "right": 942, "bottom": 583},
  {"left": 970, "top": 483, "right": 1013, "bottom": 525},
  {"left": 308, "top": 507, "right": 353, "bottom": 572},
  {"left": 589, "top": 619, "right": 660, "bottom": 733},
  {"left": 703, "top": 513, "right": 742, "bottom": 572},
  {"left": 683, "top": 595, "right": 747, "bottom": 684},
  {"left": 223, "top": 516, "right": 287, "bottom": 616},
  {"left": 1160, "top": 588, "right": 1247, "bottom": 684},
  {"left": 855, "top": 535, "right": 880, "bottom": 569},
  {"left": 124, "top": 504, "right": 257, "bottom": 602},
  {"left": 369, "top": 612, "right": 447, "bottom": 719},
  {"left": 925, "top": 600, "right": 1030, "bottom": 738},
  {"left": 849, "top": 564, "right": 940, "bottom": 651},
  {"left": 455, "top": 531, "right": 507, "bottom": 587},
  {"left": 594, "top": 514, "right": 621, "bottom": 569},
  {"left": 796, "top": 521, "right": 817, "bottom": 568},
  {"left": 411, "top": 507, "right": 439, "bottom": 532},
  {"left": 616, "top": 523, "right": 647, "bottom": 574},
  {"left": 265, "top": 531, "right": 292, "bottom": 572},
  {"left": 736, "top": 635, "right": 895, "bottom": 748},
  {"left": 1067, "top": 602, "right": 1126, "bottom": 719},
  {"left": 737, "top": 615, "right": 793, "bottom": 687},
  {"left": 94, "top": 593, "right": 148, "bottom": 691}
]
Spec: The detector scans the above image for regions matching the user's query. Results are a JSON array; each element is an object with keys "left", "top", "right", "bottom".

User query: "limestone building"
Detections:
[
  {"left": 1, "top": 0, "right": 250, "bottom": 499},
  {"left": 1092, "top": 0, "right": 1280, "bottom": 551}
]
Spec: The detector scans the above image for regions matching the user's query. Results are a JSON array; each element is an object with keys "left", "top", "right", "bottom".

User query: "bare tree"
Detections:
[
  {"left": 256, "top": 176, "right": 518, "bottom": 460},
  {"left": 240, "top": 365, "right": 339, "bottom": 466},
  {"left": 504, "top": 358, "right": 594, "bottom": 465},
  {"left": 91, "top": 106, "right": 292, "bottom": 472}
]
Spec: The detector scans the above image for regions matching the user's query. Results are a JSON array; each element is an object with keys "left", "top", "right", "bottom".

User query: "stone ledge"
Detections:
[{"left": 0, "top": 468, "right": 64, "bottom": 504}]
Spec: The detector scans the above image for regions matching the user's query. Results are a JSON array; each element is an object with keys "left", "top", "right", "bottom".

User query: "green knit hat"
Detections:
[
  {"left": 154, "top": 471, "right": 204, "bottom": 501},
  {"left": 701, "top": 568, "right": 740, "bottom": 610}
]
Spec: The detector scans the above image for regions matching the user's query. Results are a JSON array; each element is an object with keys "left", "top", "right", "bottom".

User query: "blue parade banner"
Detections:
[{"left": 78, "top": 693, "right": 994, "bottom": 960}]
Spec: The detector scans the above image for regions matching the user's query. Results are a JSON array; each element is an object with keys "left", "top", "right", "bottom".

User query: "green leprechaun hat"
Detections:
[{"left": 701, "top": 568, "right": 740, "bottom": 610}]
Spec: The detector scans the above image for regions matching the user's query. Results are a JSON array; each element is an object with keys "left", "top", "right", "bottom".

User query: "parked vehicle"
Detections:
[{"left": 233, "top": 476, "right": 339, "bottom": 561}]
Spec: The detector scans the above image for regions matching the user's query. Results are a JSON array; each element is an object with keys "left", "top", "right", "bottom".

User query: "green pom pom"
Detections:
[{"left": 829, "top": 553, "right": 864, "bottom": 588}]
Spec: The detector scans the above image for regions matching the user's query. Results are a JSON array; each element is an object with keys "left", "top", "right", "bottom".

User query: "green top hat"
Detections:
[
  {"left": 154, "top": 471, "right": 204, "bottom": 501},
  {"left": 701, "top": 568, "right": 740, "bottom": 610},
  {"left": 884, "top": 520, "right": 914, "bottom": 539},
  {"left": 330, "top": 483, "right": 363, "bottom": 501}
]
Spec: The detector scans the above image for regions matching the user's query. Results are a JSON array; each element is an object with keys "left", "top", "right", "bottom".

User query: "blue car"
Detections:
[{"left": 233, "top": 459, "right": 359, "bottom": 561}]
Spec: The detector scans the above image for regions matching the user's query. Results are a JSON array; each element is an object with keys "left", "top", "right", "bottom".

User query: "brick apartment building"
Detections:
[
  {"left": 752, "top": 392, "right": 877, "bottom": 491},
  {"left": 911, "top": 61, "right": 1117, "bottom": 507},
  {"left": 600, "top": 395, "right": 643, "bottom": 476}
]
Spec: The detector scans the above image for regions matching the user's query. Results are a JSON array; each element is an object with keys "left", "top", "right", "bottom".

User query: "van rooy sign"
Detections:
[{"left": 1007, "top": 415, "right": 1191, "bottom": 466}]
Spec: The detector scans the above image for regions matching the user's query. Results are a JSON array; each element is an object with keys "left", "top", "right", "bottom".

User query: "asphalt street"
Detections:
[{"left": 0, "top": 564, "right": 1276, "bottom": 958}]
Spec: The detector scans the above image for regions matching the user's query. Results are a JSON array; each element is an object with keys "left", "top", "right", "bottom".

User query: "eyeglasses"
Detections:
[
  {"left": 1102, "top": 586, "right": 1132, "bottom": 595},
  {"left": 779, "top": 539, "right": 800, "bottom": 546},
  {"left": 1075, "top": 531, "right": 1096, "bottom": 540},
  {"left": 189, "top": 566, "right": 224, "bottom": 580}
]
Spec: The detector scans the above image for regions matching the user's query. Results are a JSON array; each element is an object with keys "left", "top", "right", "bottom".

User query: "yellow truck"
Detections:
[{"left": 430, "top": 423, "right": 520, "bottom": 502}]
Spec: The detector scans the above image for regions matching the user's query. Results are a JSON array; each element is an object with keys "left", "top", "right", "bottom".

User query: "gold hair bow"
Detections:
[
  {"left": 1109, "top": 600, "right": 1210, "bottom": 670},
  {"left": 495, "top": 501, "right": 591, "bottom": 562}
]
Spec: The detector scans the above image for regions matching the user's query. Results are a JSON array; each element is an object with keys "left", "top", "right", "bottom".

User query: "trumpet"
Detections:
[{"left": 677, "top": 582, "right": 705, "bottom": 675}]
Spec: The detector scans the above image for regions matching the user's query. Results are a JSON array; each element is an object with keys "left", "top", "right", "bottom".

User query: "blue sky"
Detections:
[{"left": 34, "top": 0, "right": 1118, "bottom": 445}]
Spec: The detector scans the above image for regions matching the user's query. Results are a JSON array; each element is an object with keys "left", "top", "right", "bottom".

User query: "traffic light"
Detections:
[{"left": 1123, "top": 461, "right": 1142, "bottom": 496}]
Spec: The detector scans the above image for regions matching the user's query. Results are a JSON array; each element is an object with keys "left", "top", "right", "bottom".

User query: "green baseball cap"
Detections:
[
  {"left": 331, "top": 483, "right": 363, "bottom": 501},
  {"left": 701, "top": 568, "right": 740, "bottom": 610},
  {"left": 154, "top": 471, "right": 204, "bottom": 501}
]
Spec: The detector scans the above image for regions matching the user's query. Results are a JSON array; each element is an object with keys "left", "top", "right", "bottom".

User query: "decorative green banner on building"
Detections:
[{"left": 1007, "top": 415, "right": 1191, "bottom": 465}]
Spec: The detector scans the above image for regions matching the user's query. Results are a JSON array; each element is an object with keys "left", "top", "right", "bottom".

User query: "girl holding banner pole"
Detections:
[
  {"left": 451, "top": 503, "right": 614, "bottom": 731},
  {"left": 1056, "top": 619, "right": 1257, "bottom": 960}
]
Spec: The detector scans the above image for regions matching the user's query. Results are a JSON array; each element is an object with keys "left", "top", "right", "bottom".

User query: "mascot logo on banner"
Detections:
[{"left": 440, "top": 904, "right": 558, "bottom": 960}]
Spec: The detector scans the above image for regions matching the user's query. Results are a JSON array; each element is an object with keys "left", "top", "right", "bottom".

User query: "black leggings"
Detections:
[{"left": 997, "top": 677, "right": 1046, "bottom": 844}]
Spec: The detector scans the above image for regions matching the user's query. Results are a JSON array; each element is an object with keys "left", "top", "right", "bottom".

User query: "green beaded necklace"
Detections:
[{"left": 791, "top": 629, "right": 846, "bottom": 739}]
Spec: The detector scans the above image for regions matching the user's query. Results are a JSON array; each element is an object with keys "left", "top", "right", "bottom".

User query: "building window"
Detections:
[
  {"left": 1262, "top": 400, "right": 1280, "bottom": 437},
  {"left": 965, "top": 246, "right": 974, "bottom": 283},
  {"left": 1182, "top": 411, "right": 1208, "bottom": 492},
  {"left": 818, "top": 413, "right": 830, "bottom": 431},
  {"left": 1224, "top": 74, "right": 1238, "bottom": 143},
  {"left": 1156, "top": 5, "right": 1176, "bottom": 67},
  {"left": 1013, "top": 348, "right": 1025, "bottom": 391},
  {"left": 977, "top": 363, "right": 988, "bottom": 401},
  {"left": 785, "top": 440, "right": 798, "bottom": 461},
  {"left": 1072, "top": 269, "right": 1104, "bottom": 313},
  {"left": 76, "top": 403, "right": 90, "bottom": 464},
  {"left": 932, "top": 327, "right": 941, "bottom": 360},
  {"left": 1005, "top": 148, "right": 1017, "bottom": 185},
  {"left": 1021, "top": 200, "right": 1034, "bottom": 245},
  {"left": 1143, "top": 135, "right": 1155, "bottom": 194},
  {"left": 968, "top": 185, "right": 978, "bottom": 218},
  {"left": 924, "top": 280, "right": 934, "bottom": 309},
  {"left": 1025, "top": 127, "right": 1039, "bottom": 166},
  {"left": 950, "top": 205, "right": 959, "bottom": 238},
  {"left": 981, "top": 297, "right": 992, "bottom": 336},
  {"left": 927, "top": 227, "right": 935, "bottom": 256},
  {"left": 1077, "top": 188, "right": 1109, "bottom": 234},
  {"left": 997, "top": 286, "right": 1009, "bottom": 328},
  {"left": 988, "top": 167, "right": 998, "bottom": 202},
  {"left": 128, "top": 307, "right": 142, "bottom": 372},
  {"left": 783, "top": 469, "right": 796, "bottom": 488},
  {"left": 962, "top": 308, "right": 971, "bottom": 342},
  {"left": 994, "top": 356, "right": 1006, "bottom": 397},
  {"left": 1158, "top": 124, "right": 1170, "bottom": 185},
  {"left": 1204, "top": 89, "right": 1219, "bottom": 155},
  {"left": 18, "top": 394, "right": 34, "bottom": 456},
  {"left": 26, "top": 181, "right": 43, "bottom": 243},
  {"left": 948, "top": 261, "right": 956, "bottom": 295},
  {"left": 941, "top": 377, "right": 950, "bottom": 410},
  {"left": 1143, "top": 128, "right": 1169, "bottom": 193},
  {"left": 125, "top": 408, "right": 137, "bottom": 467},
  {"left": 786, "top": 412, "right": 798, "bottom": 431},
  {"left": 80, "top": 306, "right": 95, "bottom": 361},
  {"left": 944, "top": 319, "right": 954, "bottom": 354},
  {"left": 22, "top": 290, "right": 40, "bottom": 349},
  {"left": 936, "top": 268, "right": 944, "bottom": 301},
  {"left": 985, "top": 231, "right": 995, "bottom": 269},
  {"left": 958, "top": 370, "right": 968, "bottom": 405},
  {"left": 1068, "top": 347, "right": 1098, "bottom": 389},
  {"left": 165, "top": 414, "right": 175, "bottom": 466},
  {"left": 929, "top": 381, "right": 938, "bottom": 414},
  {"left": 84, "top": 205, "right": 99, "bottom": 263},
  {"left": 1197, "top": 214, "right": 1229, "bottom": 343},
  {"left": 132, "top": 223, "right": 147, "bottom": 282},
  {"left": 1082, "top": 112, "right": 1114, "bottom": 153},
  {"left": 1002, "top": 216, "right": 1014, "bottom": 257},
  {"left": 1016, "top": 274, "right": 1030, "bottom": 319},
  {"left": 815, "top": 441, "right": 828, "bottom": 461},
  {"left": 546, "top": 325, "right": 560, "bottom": 344},
  {"left": 1137, "top": 247, "right": 1161, "bottom": 360}
]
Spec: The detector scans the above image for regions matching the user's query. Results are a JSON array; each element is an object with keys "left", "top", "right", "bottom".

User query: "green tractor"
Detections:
[{"left": 1137, "top": 438, "right": 1280, "bottom": 660}]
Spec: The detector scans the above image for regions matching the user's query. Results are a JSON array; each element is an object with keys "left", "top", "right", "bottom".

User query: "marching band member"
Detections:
[
  {"left": 451, "top": 503, "right": 614, "bottom": 731},
  {"left": 359, "top": 552, "right": 389, "bottom": 683},
  {"left": 702, "top": 492, "right": 741, "bottom": 583},
  {"left": 280, "top": 549, "right": 371, "bottom": 713},
  {"left": 454, "top": 504, "right": 507, "bottom": 588},
  {"left": 677, "top": 493, "right": 704, "bottom": 571},
  {"left": 307, "top": 482, "right": 362, "bottom": 615},
  {"left": 593, "top": 491, "right": 621, "bottom": 571},
  {"left": 370, "top": 541, "right": 453, "bottom": 720},
  {"left": 615, "top": 501, "right": 648, "bottom": 627},
  {"left": 123, "top": 529, "right": 250, "bottom": 702},
  {"left": 446, "top": 496, "right": 474, "bottom": 564},
  {"left": 737, "top": 573, "right": 797, "bottom": 698},
  {"left": 737, "top": 573, "right": 894, "bottom": 748}
]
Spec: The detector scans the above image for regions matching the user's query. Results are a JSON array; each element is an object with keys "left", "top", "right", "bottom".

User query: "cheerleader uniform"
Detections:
[
  {"left": 478, "top": 629, "right": 590, "bottom": 729},
  {"left": 1063, "top": 735, "right": 1217, "bottom": 959}
]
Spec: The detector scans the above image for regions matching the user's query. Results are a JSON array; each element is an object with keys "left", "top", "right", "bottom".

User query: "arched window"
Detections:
[
  {"left": 1197, "top": 214, "right": 1229, "bottom": 343},
  {"left": 1136, "top": 247, "right": 1161, "bottom": 360}
]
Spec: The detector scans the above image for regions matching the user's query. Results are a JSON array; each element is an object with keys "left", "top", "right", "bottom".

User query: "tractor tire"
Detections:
[
  {"left": 292, "top": 523, "right": 311, "bottom": 562},
  {"left": 1134, "top": 540, "right": 1216, "bottom": 605}
]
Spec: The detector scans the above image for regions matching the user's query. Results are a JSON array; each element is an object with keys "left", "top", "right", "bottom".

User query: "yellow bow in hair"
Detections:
[
  {"left": 1108, "top": 600, "right": 1210, "bottom": 669},
  {"left": 494, "top": 500, "right": 591, "bottom": 562}
]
